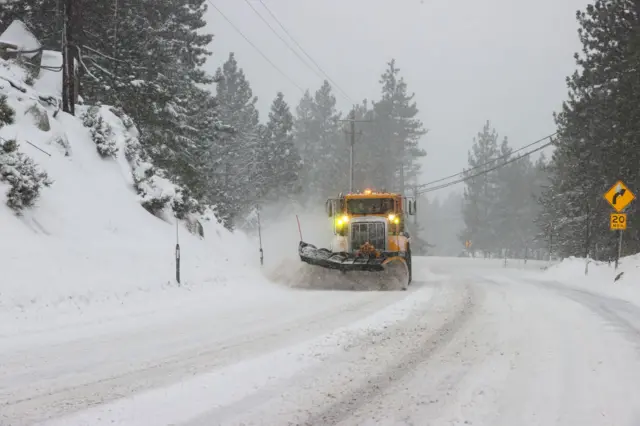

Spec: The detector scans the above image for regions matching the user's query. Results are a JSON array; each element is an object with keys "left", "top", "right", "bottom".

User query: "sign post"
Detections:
[{"left": 604, "top": 180, "right": 635, "bottom": 270}]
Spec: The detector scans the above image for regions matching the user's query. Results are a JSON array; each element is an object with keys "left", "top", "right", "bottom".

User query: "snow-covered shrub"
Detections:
[
  {"left": 51, "top": 133, "right": 71, "bottom": 156},
  {"left": 23, "top": 74, "right": 35, "bottom": 86},
  {"left": 109, "top": 106, "right": 135, "bottom": 130},
  {"left": 172, "top": 186, "right": 202, "bottom": 220},
  {"left": 82, "top": 105, "right": 204, "bottom": 223},
  {"left": 122, "top": 127, "right": 202, "bottom": 221},
  {"left": 126, "top": 134, "right": 189, "bottom": 218},
  {"left": 0, "top": 94, "right": 14, "bottom": 125},
  {"left": 0, "top": 139, "right": 52, "bottom": 213},
  {"left": 141, "top": 194, "right": 172, "bottom": 216},
  {"left": 0, "top": 95, "right": 51, "bottom": 213},
  {"left": 123, "top": 135, "right": 139, "bottom": 163},
  {"left": 25, "top": 103, "right": 50, "bottom": 131},
  {"left": 81, "top": 106, "right": 118, "bottom": 158},
  {"left": 185, "top": 214, "right": 205, "bottom": 238}
]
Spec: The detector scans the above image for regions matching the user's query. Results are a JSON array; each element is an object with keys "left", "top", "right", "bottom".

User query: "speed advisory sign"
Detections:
[{"left": 610, "top": 213, "right": 627, "bottom": 231}]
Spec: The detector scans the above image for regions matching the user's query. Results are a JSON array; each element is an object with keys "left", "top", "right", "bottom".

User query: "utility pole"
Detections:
[
  {"left": 412, "top": 184, "right": 418, "bottom": 225},
  {"left": 399, "top": 141, "right": 405, "bottom": 196},
  {"left": 339, "top": 107, "right": 372, "bottom": 193},
  {"left": 348, "top": 111, "right": 356, "bottom": 192},
  {"left": 61, "top": 1, "right": 68, "bottom": 113},
  {"left": 62, "top": 0, "right": 76, "bottom": 115}
]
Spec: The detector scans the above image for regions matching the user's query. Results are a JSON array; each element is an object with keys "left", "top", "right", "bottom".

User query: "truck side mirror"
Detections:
[
  {"left": 408, "top": 199, "right": 417, "bottom": 215},
  {"left": 413, "top": 200, "right": 417, "bottom": 214},
  {"left": 325, "top": 200, "right": 333, "bottom": 217}
]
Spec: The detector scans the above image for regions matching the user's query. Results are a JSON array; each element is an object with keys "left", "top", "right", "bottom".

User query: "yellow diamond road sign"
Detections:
[{"left": 604, "top": 180, "right": 635, "bottom": 212}]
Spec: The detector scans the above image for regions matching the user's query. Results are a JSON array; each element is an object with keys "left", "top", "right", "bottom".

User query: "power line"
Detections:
[
  {"left": 417, "top": 132, "right": 557, "bottom": 189},
  {"left": 206, "top": 0, "right": 304, "bottom": 92},
  {"left": 417, "top": 139, "right": 556, "bottom": 195},
  {"left": 241, "top": 0, "right": 323, "bottom": 81},
  {"left": 256, "top": 0, "right": 355, "bottom": 104}
]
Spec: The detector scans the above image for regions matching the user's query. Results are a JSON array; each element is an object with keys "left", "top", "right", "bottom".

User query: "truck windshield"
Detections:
[{"left": 347, "top": 198, "right": 394, "bottom": 215}]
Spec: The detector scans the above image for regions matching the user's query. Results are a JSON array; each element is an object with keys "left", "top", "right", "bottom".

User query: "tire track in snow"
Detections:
[
  {"left": 527, "top": 279, "right": 640, "bottom": 351},
  {"left": 0, "top": 290, "right": 412, "bottom": 426},
  {"left": 344, "top": 272, "right": 640, "bottom": 426},
  {"left": 305, "top": 283, "right": 479, "bottom": 426},
  {"left": 469, "top": 275, "right": 640, "bottom": 426},
  {"left": 196, "top": 280, "right": 481, "bottom": 426}
]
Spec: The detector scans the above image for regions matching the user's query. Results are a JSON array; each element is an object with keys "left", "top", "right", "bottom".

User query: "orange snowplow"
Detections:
[{"left": 298, "top": 189, "right": 416, "bottom": 290}]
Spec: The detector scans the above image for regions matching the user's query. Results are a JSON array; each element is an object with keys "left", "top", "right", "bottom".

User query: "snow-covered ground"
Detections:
[{"left": 2, "top": 255, "right": 640, "bottom": 425}]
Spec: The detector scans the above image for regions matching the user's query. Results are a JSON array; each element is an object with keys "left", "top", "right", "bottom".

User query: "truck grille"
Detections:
[{"left": 350, "top": 222, "right": 386, "bottom": 251}]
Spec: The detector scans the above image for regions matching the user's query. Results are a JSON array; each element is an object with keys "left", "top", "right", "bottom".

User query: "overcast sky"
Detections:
[{"left": 203, "top": 0, "right": 591, "bottom": 197}]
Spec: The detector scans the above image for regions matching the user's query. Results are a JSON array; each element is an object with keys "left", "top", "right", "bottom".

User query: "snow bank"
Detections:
[
  {"left": 0, "top": 57, "right": 266, "bottom": 322},
  {"left": 539, "top": 254, "right": 640, "bottom": 305}
]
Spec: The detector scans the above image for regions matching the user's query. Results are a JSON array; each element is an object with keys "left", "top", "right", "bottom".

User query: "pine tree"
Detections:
[
  {"left": 256, "top": 92, "right": 302, "bottom": 203},
  {"left": 538, "top": 0, "right": 640, "bottom": 258},
  {"left": 292, "top": 89, "right": 315, "bottom": 198},
  {"left": 420, "top": 192, "right": 465, "bottom": 256},
  {"left": 349, "top": 100, "right": 376, "bottom": 191},
  {"left": 490, "top": 136, "right": 514, "bottom": 252},
  {"left": 489, "top": 136, "right": 541, "bottom": 257},
  {"left": 293, "top": 80, "right": 345, "bottom": 201},
  {"left": 460, "top": 121, "right": 500, "bottom": 256},
  {"left": 213, "top": 53, "right": 261, "bottom": 227},
  {"left": 369, "top": 59, "right": 427, "bottom": 193},
  {"left": 2, "top": 0, "right": 223, "bottom": 213},
  {"left": 311, "top": 81, "right": 345, "bottom": 197},
  {"left": 531, "top": 153, "right": 552, "bottom": 258}
]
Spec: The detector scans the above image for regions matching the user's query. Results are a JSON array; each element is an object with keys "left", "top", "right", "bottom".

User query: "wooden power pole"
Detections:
[
  {"left": 339, "top": 107, "right": 372, "bottom": 192},
  {"left": 62, "top": 0, "right": 76, "bottom": 115}
]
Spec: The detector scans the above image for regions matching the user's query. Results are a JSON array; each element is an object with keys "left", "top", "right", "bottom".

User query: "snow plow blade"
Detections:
[
  {"left": 298, "top": 241, "right": 409, "bottom": 290},
  {"left": 299, "top": 241, "right": 383, "bottom": 271},
  {"left": 298, "top": 241, "right": 405, "bottom": 271}
]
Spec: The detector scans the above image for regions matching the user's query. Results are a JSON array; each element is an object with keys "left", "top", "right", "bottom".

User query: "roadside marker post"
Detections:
[{"left": 175, "top": 218, "right": 181, "bottom": 284}]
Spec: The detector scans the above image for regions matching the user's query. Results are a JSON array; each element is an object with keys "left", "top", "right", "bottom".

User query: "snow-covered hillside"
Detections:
[{"left": 0, "top": 58, "right": 266, "bottom": 322}]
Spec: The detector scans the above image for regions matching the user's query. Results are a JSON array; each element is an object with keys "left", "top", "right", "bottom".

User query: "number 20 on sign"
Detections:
[{"left": 610, "top": 213, "right": 627, "bottom": 230}]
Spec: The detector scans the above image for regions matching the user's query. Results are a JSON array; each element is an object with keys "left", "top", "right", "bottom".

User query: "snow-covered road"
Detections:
[{"left": 3, "top": 257, "right": 640, "bottom": 425}]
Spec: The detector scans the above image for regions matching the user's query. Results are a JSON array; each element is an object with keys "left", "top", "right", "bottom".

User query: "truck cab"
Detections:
[{"left": 325, "top": 189, "right": 416, "bottom": 255}]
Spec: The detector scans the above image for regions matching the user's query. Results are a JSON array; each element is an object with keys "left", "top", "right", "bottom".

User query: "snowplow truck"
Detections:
[{"left": 298, "top": 189, "right": 417, "bottom": 290}]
